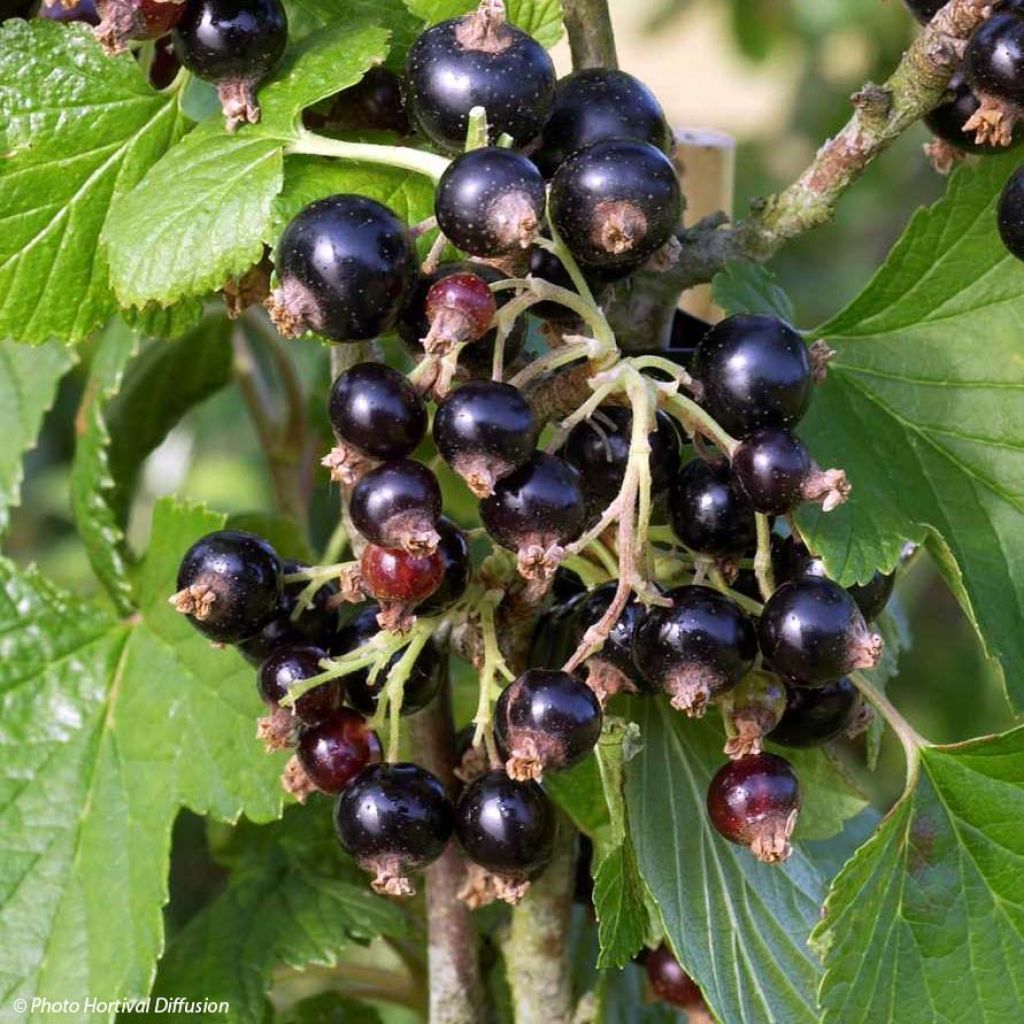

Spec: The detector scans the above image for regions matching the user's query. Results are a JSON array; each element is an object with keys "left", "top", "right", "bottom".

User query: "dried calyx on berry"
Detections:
[
  {"left": 359, "top": 543, "right": 445, "bottom": 632},
  {"left": 171, "top": 0, "right": 286, "bottom": 130},
  {"left": 962, "top": 10, "right": 1024, "bottom": 147},
  {"left": 718, "top": 673, "right": 787, "bottom": 760},
  {"left": 350, "top": 459, "right": 443, "bottom": 555},
  {"left": 494, "top": 669, "right": 602, "bottom": 781},
  {"left": 288, "top": 707, "right": 382, "bottom": 800},
  {"left": 256, "top": 643, "right": 341, "bottom": 750},
  {"left": 93, "top": 0, "right": 183, "bottom": 55}
]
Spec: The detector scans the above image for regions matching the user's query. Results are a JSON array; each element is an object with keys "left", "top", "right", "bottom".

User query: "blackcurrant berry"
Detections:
[
  {"left": 758, "top": 577, "right": 883, "bottom": 686},
  {"left": 455, "top": 770, "right": 556, "bottom": 887},
  {"left": 423, "top": 272, "right": 498, "bottom": 351},
  {"left": 999, "top": 165, "right": 1024, "bottom": 261},
  {"left": 965, "top": 12, "right": 1024, "bottom": 105},
  {"left": 171, "top": 0, "right": 286, "bottom": 129},
  {"left": 332, "top": 604, "right": 442, "bottom": 716},
  {"left": 405, "top": 3, "right": 555, "bottom": 153},
  {"left": 925, "top": 73, "right": 1023, "bottom": 153},
  {"left": 328, "top": 362, "right": 427, "bottom": 462},
  {"left": 257, "top": 643, "right": 341, "bottom": 724},
  {"left": 534, "top": 68, "right": 672, "bottom": 178},
  {"left": 494, "top": 668, "right": 602, "bottom": 781},
  {"left": 847, "top": 570, "right": 895, "bottom": 623},
  {"left": 269, "top": 195, "right": 417, "bottom": 343},
  {"left": 415, "top": 517, "right": 472, "bottom": 616},
  {"left": 94, "top": 0, "right": 183, "bottom": 52},
  {"left": 314, "top": 67, "right": 411, "bottom": 136},
  {"left": 148, "top": 36, "right": 182, "bottom": 89},
  {"left": 238, "top": 559, "right": 339, "bottom": 665},
  {"left": 668, "top": 457, "right": 755, "bottom": 558},
  {"left": 435, "top": 148, "right": 546, "bottom": 257},
  {"left": 433, "top": 380, "right": 539, "bottom": 497},
  {"left": 173, "top": 530, "right": 282, "bottom": 643},
  {"left": 632, "top": 585, "right": 757, "bottom": 716},
  {"left": 730, "top": 427, "right": 811, "bottom": 515},
  {"left": 360, "top": 544, "right": 445, "bottom": 610},
  {"left": 707, "top": 752, "right": 800, "bottom": 863},
  {"left": 334, "top": 762, "right": 454, "bottom": 895},
  {"left": 549, "top": 139, "right": 682, "bottom": 270},
  {"left": 38, "top": 0, "right": 98, "bottom": 24},
  {"left": 526, "top": 573, "right": 588, "bottom": 671},
  {"left": 479, "top": 452, "right": 587, "bottom": 576},
  {"left": 645, "top": 945, "right": 705, "bottom": 1010},
  {"left": 769, "top": 678, "right": 860, "bottom": 748},
  {"left": 694, "top": 314, "right": 812, "bottom": 438},
  {"left": 350, "top": 460, "right": 443, "bottom": 555},
  {"left": 296, "top": 707, "right": 382, "bottom": 794}
]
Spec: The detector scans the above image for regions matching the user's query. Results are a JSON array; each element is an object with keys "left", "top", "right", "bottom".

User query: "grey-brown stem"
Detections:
[{"left": 559, "top": 0, "right": 618, "bottom": 69}]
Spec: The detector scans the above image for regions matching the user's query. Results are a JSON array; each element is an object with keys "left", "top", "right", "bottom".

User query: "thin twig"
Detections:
[{"left": 559, "top": 0, "right": 618, "bottom": 69}]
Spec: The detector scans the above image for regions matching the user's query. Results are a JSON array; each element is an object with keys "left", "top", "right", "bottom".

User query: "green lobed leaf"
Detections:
[
  {"left": 0, "top": 500, "right": 284, "bottom": 1021},
  {"left": 402, "top": 0, "right": 564, "bottom": 48},
  {"left": 711, "top": 261, "right": 797, "bottom": 323},
  {"left": 626, "top": 698, "right": 824, "bottom": 1024},
  {"left": 781, "top": 745, "right": 869, "bottom": 842},
  {"left": 814, "top": 727, "right": 1024, "bottom": 1023},
  {"left": 795, "top": 151, "right": 1024, "bottom": 710},
  {"left": 0, "top": 338, "right": 76, "bottom": 534},
  {"left": 0, "top": 21, "right": 188, "bottom": 343},
  {"left": 286, "top": 0, "right": 421, "bottom": 70},
  {"left": 122, "top": 297, "right": 206, "bottom": 339}
]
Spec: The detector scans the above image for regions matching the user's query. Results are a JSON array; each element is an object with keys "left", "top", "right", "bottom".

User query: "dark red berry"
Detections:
[
  {"left": 257, "top": 643, "right": 341, "bottom": 724},
  {"left": 415, "top": 517, "right": 472, "bottom": 616},
  {"left": 707, "top": 752, "right": 801, "bottom": 863},
  {"left": 730, "top": 427, "right": 812, "bottom": 515},
  {"left": 645, "top": 945, "right": 704, "bottom": 1010},
  {"left": 424, "top": 272, "right": 498, "bottom": 347},
  {"left": 328, "top": 362, "right": 427, "bottom": 462},
  {"left": 759, "top": 577, "right": 883, "bottom": 686},
  {"left": 360, "top": 544, "right": 445, "bottom": 608},
  {"left": 998, "top": 165, "right": 1024, "bottom": 261},
  {"left": 632, "top": 585, "right": 757, "bottom": 716},
  {"left": 350, "top": 460, "right": 443, "bottom": 555},
  {"left": 296, "top": 707, "right": 382, "bottom": 794},
  {"left": 668, "top": 457, "right": 755, "bottom": 558},
  {"left": 433, "top": 380, "right": 539, "bottom": 497},
  {"left": 925, "top": 72, "right": 1023, "bottom": 152},
  {"left": 534, "top": 68, "right": 671, "bottom": 178},
  {"left": 334, "top": 762, "right": 454, "bottom": 895},
  {"left": 173, "top": 530, "right": 282, "bottom": 644},
  {"left": 769, "top": 678, "right": 861, "bottom": 748},
  {"left": 494, "top": 669, "right": 602, "bottom": 781},
  {"left": 964, "top": 12, "right": 1024, "bottom": 105},
  {"left": 549, "top": 139, "right": 682, "bottom": 270},
  {"left": 95, "top": 0, "right": 183, "bottom": 47},
  {"left": 269, "top": 195, "right": 417, "bottom": 343},
  {"left": 405, "top": 5, "right": 555, "bottom": 153}
]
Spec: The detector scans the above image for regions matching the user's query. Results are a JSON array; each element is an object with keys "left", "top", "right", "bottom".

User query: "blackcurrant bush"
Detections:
[
  {"left": 360, "top": 543, "right": 445, "bottom": 610},
  {"left": 964, "top": 12, "right": 1024, "bottom": 105},
  {"left": 433, "top": 380, "right": 539, "bottom": 497},
  {"left": 171, "top": 0, "right": 286, "bottom": 129},
  {"left": 173, "top": 530, "right": 282, "bottom": 643},
  {"left": 269, "top": 195, "right": 417, "bottom": 343},
  {"left": 534, "top": 68, "right": 672, "bottom": 178},
  {"left": 435, "top": 148, "right": 546, "bottom": 257},
  {"left": 758, "top": 577, "right": 883, "bottom": 686},
  {"left": 423, "top": 272, "right": 498, "bottom": 351},
  {"left": 769, "top": 678, "right": 861, "bottom": 748},
  {"left": 847, "top": 570, "right": 895, "bottom": 623},
  {"left": 694, "top": 314, "right": 812, "bottom": 438},
  {"left": 632, "top": 585, "right": 757, "bottom": 716},
  {"left": 494, "top": 668, "right": 602, "bottom": 781},
  {"left": 296, "top": 707, "right": 382, "bottom": 794},
  {"left": 455, "top": 770, "right": 556, "bottom": 887},
  {"left": 479, "top": 452, "right": 587, "bottom": 576},
  {"left": 257, "top": 643, "right": 341, "bottom": 725},
  {"left": 38, "top": 0, "right": 98, "bottom": 24},
  {"left": 707, "top": 752, "right": 800, "bottom": 863},
  {"left": 405, "top": 3, "right": 555, "bottom": 153},
  {"left": 334, "top": 762, "right": 454, "bottom": 895},
  {"left": 415, "top": 517, "right": 472, "bottom": 616},
  {"left": 328, "top": 362, "right": 427, "bottom": 462},
  {"left": 549, "top": 139, "right": 682, "bottom": 270},
  {"left": 645, "top": 945, "right": 705, "bottom": 1010},
  {"left": 668, "top": 457, "right": 755, "bottom": 558},
  {"left": 925, "top": 73, "right": 1023, "bottom": 153},
  {"left": 563, "top": 406, "right": 682, "bottom": 509},
  {"left": 349, "top": 459, "right": 443, "bottom": 555},
  {"left": 998, "top": 165, "right": 1024, "bottom": 261},
  {"left": 730, "top": 427, "right": 811, "bottom": 515}
]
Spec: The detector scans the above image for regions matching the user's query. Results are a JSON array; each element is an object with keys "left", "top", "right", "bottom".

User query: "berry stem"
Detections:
[
  {"left": 507, "top": 337, "right": 598, "bottom": 390},
  {"left": 377, "top": 623, "right": 435, "bottom": 760},
  {"left": 628, "top": 353, "right": 695, "bottom": 388},
  {"left": 465, "top": 105, "right": 489, "bottom": 151},
  {"left": 753, "top": 513, "right": 776, "bottom": 600},
  {"left": 707, "top": 566, "right": 764, "bottom": 616},
  {"left": 534, "top": 223, "right": 599, "bottom": 311},
  {"left": 850, "top": 670, "right": 930, "bottom": 789},
  {"left": 492, "top": 277, "right": 615, "bottom": 351},
  {"left": 558, "top": 0, "right": 618, "bottom": 70},
  {"left": 471, "top": 588, "right": 515, "bottom": 758},
  {"left": 660, "top": 390, "right": 740, "bottom": 458},
  {"left": 288, "top": 128, "right": 452, "bottom": 183}
]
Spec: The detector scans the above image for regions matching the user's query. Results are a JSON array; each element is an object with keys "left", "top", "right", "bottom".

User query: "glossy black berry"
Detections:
[
  {"left": 455, "top": 770, "right": 556, "bottom": 879},
  {"left": 328, "top": 362, "right": 427, "bottom": 461},
  {"left": 350, "top": 459, "right": 443, "bottom": 554},
  {"left": 550, "top": 139, "right": 682, "bottom": 270},
  {"left": 434, "top": 381, "right": 539, "bottom": 497},
  {"left": 632, "top": 585, "right": 757, "bottom": 716},
  {"left": 405, "top": 7, "right": 555, "bottom": 153},
  {"left": 415, "top": 517, "right": 472, "bottom": 616},
  {"left": 965, "top": 12, "right": 1024, "bottom": 105},
  {"left": 563, "top": 406, "right": 682, "bottom": 509},
  {"left": 271, "top": 195, "right": 417, "bottom": 343},
  {"left": 494, "top": 669, "right": 602, "bottom": 780},
  {"left": 526, "top": 575, "right": 588, "bottom": 671},
  {"left": 769, "top": 678, "right": 860, "bottom": 748},
  {"left": 925, "top": 73, "right": 1023, "bottom": 153},
  {"left": 534, "top": 68, "right": 672, "bottom": 178},
  {"left": 334, "top": 762, "right": 454, "bottom": 894},
  {"left": 848, "top": 571, "right": 895, "bottom": 623},
  {"left": 759, "top": 577, "right": 883, "bottom": 686},
  {"left": 171, "top": 0, "right": 286, "bottom": 83},
  {"left": 694, "top": 314, "right": 812, "bottom": 438},
  {"left": 668, "top": 458, "right": 755, "bottom": 558},
  {"left": 332, "top": 604, "right": 442, "bottom": 716},
  {"left": 645, "top": 945, "right": 705, "bottom": 1010},
  {"left": 435, "top": 148, "right": 546, "bottom": 257},
  {"left": 296, "top": 707, "right": 382, "bottom": 794},
  {"left": 570, "top": 583, "right": 654, "bottom": 694},
  {"left": 479, "top": 452, "right": 587, "bottom": 563},
  {"left": 730, "top": 428, "right": 812, "bottom": 515},
  {"left": 999, "top": 165, "right": 1024, "bottom": 261},
  {"left": 257, "top": 643, "right": 341, "bottom": 724},
  {"left": 237, "top": 559, "right": 338, "bottom": 664},
  {"left": 707, "top": 752, "right": 800, "bottom": 863},
  {"left": 174, "top": 530, "right": 282, "bottom": 643}
]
